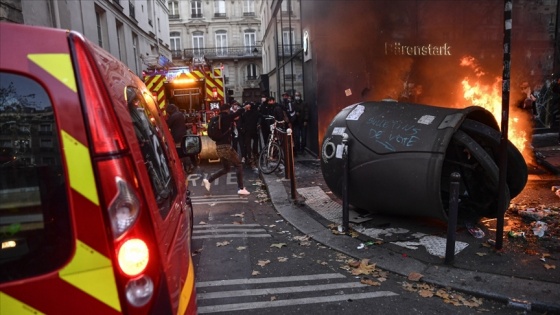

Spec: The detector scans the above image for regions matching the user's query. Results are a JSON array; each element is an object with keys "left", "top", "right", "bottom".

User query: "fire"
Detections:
[{"left": 460, "top": 56, "right": 530, "bottom": 160}]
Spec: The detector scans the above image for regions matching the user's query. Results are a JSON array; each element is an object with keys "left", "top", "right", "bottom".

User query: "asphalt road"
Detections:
[{"left": 187, "top": 161, "right": 538, "bottom": 314}]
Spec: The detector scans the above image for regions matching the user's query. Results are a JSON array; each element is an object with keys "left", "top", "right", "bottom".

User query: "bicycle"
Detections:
[{"left": 258, "top": 116, "right": 287, "bottom": 174}]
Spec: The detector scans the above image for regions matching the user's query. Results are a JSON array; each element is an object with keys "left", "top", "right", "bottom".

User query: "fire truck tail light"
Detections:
[
  {"left": 109, "top": 177, "right": 140, "bottom": 238},
  {"left": 125, "top": 275, "right": 154, "bottom": 307},
  {"left": 118, "top": 238, "right": 149, "bottom": 276},
  {"left": 70, "top": 33, "right": 127, "bottom": 155}
]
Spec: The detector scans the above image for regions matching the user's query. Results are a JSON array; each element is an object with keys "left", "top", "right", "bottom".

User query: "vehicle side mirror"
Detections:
[{"left": 181, "top": 135, "right": 201, "bottom": 156}]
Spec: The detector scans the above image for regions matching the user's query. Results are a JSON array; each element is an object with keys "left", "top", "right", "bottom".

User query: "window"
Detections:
[
  {"left": 192, "top": 31, "right": 204, "bottom": 57},
  {"left": 168, "top": 1, "right": 179, "bottom": 18},
  {"left": 214, "top": 0, "right": 226, "bottom": 17},
  {"left": 116, "top": 20, "right": 125, "bottom": 61},
  {"left": 281, "top": 0, "right": 292, "bottom": 14},
  {"left": 191, "top": 0, "right": 202, "bottom": 18},
  {"left": 129, "top": 0, "right": 136, "bottom": 19},
  {"left": 95, "top": 5, "right": 107, "bottom": 48},
  {"left": 170, "top": 31, "right": 182, "bottom": 58},
  {"left": 282, "top": 28, "right": 294, "bottom": 54},
  {"left": 244, "top": 30, "right": 256, "bottom": 54},
  {"left": 243, "top": 0, "right": 255, "bottom": 16},
  {"left": 215, "top": 30, "right": 227, "bottom": 56},
  {"left": 126, "top": 87, "right": 177, "bottom": 218},
  {"left": 0, "top": 72, "right": 72, "bottom": 284},
  {"left": 246, "top": 63, "right": 257, "bottom": 80}
]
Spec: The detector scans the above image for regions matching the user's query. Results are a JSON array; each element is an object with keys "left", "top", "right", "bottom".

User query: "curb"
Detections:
[{"left": 262, "top": 172, "right": 560, "bottom": 313}]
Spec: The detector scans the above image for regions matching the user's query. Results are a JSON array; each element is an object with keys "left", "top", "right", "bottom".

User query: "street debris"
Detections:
[
  {"left": 544, "top": 263, "right": 556, "bottom": 270},
  {"left": 231, "top": 212, "right": 244, "bottom": 218},
  {"left": 216, "top": 240, "right": 230, "bottom": 247},
  {"left": 270, "top": 243, "right": 287, "bottom": 248},
  {"left": 251, "top": 270, "right": 260, "bottom": 276},
  {"left": 465, "top": 222, "right": 485, "bottom": 239},
  {"left": 236, "top": 246, "right": 247, "bottom": 251},
  {"left": 531, "top": 221, "right": 548, "bottom": 237},
  {"left": 277, "top": 257, "right": 288, "bottom": 262},
  {"left": 402, "top": 282, "right": 483, "bottom": 308}
]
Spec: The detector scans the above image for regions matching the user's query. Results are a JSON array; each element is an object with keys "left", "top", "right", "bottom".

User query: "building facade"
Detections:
[
  {"left": 0, "top": 0, "right": 172, "bottom": 76},
  {"left": 167, "top": 0, "right": 264, "bottom": 103}
]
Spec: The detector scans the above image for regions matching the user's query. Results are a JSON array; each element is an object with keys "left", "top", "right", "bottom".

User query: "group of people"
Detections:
[
  {"left": 165, "top": 91, "right": 309, "bottom": 195},
  {"left": 202, "top": 91, "right": 309, "bottom": 195}
]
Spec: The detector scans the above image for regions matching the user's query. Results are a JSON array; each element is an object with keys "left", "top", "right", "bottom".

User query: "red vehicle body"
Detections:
[{"left": 0, "top": 23, "right": 198, "bottom": 314}]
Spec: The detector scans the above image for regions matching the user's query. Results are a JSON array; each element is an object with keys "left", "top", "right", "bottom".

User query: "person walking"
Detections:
[
  {"left": 203, "top": 102, "right": 252, "bottom": 195},
  {"left": 292, "top": 91, "right": 309, "bottom": 155},
  {"left": 241, "top": 101, "right": 259, "bottom": 170}
]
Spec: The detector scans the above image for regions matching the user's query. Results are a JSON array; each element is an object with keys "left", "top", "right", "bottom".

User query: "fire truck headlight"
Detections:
[{"left": 125, "top": 275, "right": 154, "bottom": 307}]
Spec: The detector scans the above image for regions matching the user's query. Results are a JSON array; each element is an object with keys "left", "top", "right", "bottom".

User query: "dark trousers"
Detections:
[
  {"left": 243, "top": 131, "right": 259, "bottom": 161},
  {"left": 293, "top": 123, "right": 306, "bottom": 152},
  {"left": 208, "top": 144, "right": 244, "bottom": 190}
]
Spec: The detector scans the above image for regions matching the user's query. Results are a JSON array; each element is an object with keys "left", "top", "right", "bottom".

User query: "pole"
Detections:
[
  {"left": 496, "top": 0, "right": 512, "bottom": 250},
  {"left": 445, "top": 172, "right": 461, "bottom": 265},
  {"left": 341, "top": 133, "right": 349, "bottom": 233},
  {"left": 286, "top": 128, "right": 297, "bottom": 199}
]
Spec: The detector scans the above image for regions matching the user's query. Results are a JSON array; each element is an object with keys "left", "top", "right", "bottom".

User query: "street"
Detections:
[{"left": 188, "top": 162, "right": 534, "bottom": 314}]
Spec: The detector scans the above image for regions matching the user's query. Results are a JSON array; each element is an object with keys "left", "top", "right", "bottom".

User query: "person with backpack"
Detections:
[{"left": 203, "top": 102, "right": 252, "bottom": 195}]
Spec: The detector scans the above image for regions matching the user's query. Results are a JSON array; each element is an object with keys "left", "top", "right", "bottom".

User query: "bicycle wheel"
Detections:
[{"left": 258, "top": 142, "right": 283, "bottom": 174}]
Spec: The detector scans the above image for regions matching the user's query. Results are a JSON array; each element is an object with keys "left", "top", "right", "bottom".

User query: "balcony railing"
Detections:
[
  {"left": 181, "top": 46, "right": 262, "bottom": 59},
  {"left": 191, "top": 13, "right": 203, "bottom": 18},
  {"left": 214, "top": 13, "right": 226, "bottom": 18},
  {"left": 278, "top": 44, "right": 303, "bottom": 56},
  {"left": 243, "top": 12, "right": 255, "bottom": 16},
  {"left": 169, "top": 14, "right": 180, "bottom": 19}
]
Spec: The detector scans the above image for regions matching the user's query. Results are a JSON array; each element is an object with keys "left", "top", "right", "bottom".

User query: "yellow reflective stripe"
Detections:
[
  {"left": 28, "top": 53, "right": 77, "bottom": 92},
  {"left": 59, "top": 240, "right": 121, "bottom": 312},
  {"left": 0, "top": 292, "right": 46, "bottom": 315},
  {"left": 177, "top": 257, "right": 196, "bottom": 315},
  {"left": 61, "top": 130, "right": 99, "bottom": 206}
]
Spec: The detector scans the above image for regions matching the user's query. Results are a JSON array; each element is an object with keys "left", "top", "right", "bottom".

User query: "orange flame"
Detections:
[{"left": 460, "top": 56, "right": 530, "bottom": 160}]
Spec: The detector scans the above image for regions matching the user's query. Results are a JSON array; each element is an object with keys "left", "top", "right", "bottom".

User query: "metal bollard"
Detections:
[
  {"left": 286, "top": 128, "right": 297, "bottom": 199},
  {"left": 444, "top": 172, "right": 461, "bottom": 265},
  {"left": 341, "top": 133, "right": 349, "bottom": 233}
]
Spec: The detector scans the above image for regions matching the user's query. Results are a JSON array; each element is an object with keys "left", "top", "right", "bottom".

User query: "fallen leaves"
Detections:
[
  {"left": 360, "top": 277, "right": 381, "bottom": 286},
  {"left": 251, "top": 270, "right": 260, "bottom": 276},
  {"left": 236, "top": 246, "right": 247, "bottom": 251},
  {"left": 216, "top": 240, "right": 230, "bottom": 247},
  {"left": 270, "top": 243, "right": 287, "bottom": 248},
  {"left": 257, "top": 259, "right": 271, "bottom": 267},
  {"left": 277, "top": 257, "right": 288, "bottom": 262},
  {"left": 407, "top": 272, "right": 423, "bottom": 282},
  {"left": 402, "top": 281, "right": 483, "bottom": 308},
  {"left": 544, "top": 263, "right": 556, "bottom": 270}
]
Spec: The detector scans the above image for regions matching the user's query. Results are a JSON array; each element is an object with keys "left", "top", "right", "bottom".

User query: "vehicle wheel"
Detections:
[{"left": 258, "top": 142, "right": 283, "bottom": 174}]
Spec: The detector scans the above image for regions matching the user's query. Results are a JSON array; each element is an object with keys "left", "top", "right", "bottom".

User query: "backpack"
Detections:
[{"left": 207, "top": 114, "right": 230, "bottom": 141}]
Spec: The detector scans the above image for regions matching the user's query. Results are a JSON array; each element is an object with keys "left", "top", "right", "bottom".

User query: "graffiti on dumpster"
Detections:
[{"left": 366, "top": 117, "right": 421, "bottom": 152}]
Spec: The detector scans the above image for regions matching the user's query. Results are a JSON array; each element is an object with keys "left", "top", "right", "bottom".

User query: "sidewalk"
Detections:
[{"left": 261, "top": 133, "right": 560, "bottom": 313}]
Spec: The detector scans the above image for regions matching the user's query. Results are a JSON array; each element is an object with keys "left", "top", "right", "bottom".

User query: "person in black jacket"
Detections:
[
  {"left": 240, "top": 101, "right": 259, "bottom": 170},
  {"left": 166, "top": 103, "right": 193, "bottom": 172},
  {"left": 203, "top": 102, "right": 252, "bottom": 195}
]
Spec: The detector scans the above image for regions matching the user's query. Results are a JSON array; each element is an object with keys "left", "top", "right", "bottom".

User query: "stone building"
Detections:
[
  {"left": 167, "top": 0, "right": 265, "bottom": 103},
  {"left": 0, "top": 0, "right": 171, "bottom": 76}
]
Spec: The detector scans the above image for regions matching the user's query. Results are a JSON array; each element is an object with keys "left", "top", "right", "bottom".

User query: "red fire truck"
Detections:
[{"left": 143, "top": 57, "right": 225, "bottom": 160}]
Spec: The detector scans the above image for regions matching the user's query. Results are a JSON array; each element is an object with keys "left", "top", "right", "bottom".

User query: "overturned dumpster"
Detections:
[{"left": 321, "top": 101, "right": 528, "bottom": 222}]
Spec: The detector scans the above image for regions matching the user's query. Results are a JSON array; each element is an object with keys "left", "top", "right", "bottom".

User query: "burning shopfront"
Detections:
[{"left": 289, "top": 0, "right": 559, "bottom": 221}]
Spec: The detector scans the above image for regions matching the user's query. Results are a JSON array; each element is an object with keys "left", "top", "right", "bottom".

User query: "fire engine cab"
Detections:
[{"left": 143, "top": 57, "right": 225, "bottom": 160}]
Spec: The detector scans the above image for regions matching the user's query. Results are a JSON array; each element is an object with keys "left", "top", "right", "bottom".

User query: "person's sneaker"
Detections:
[
  {"left": 237, "top": 188, "right": 250, "bottom": 195},
  {"left": 203, "top": 178, "right": 211, "bottom": 192},
  {"left": 241, "top": 157, "right": 245, "bottom": 163}
]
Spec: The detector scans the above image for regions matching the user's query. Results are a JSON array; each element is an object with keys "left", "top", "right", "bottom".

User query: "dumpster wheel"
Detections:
[
  {"left": 443, "top": 130, "right": 511, "bottom": 221},
  {"left": 459, "top": 119, "right": 527, "bottom": 198}
]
